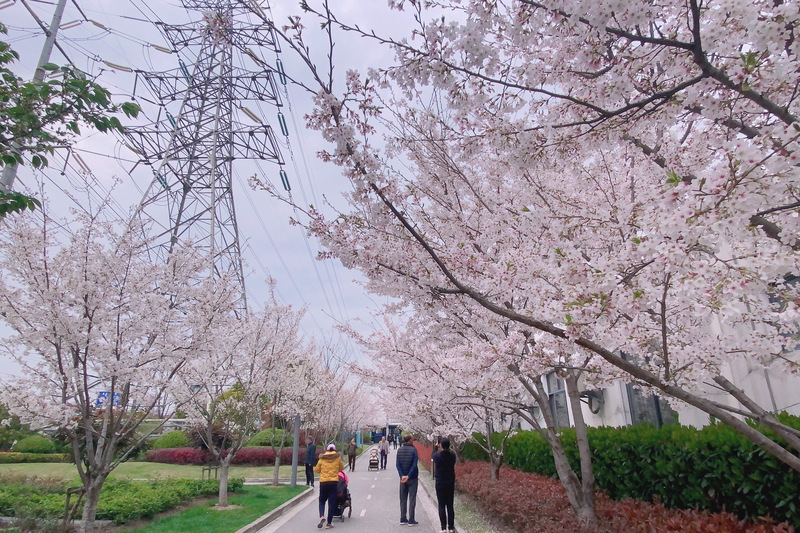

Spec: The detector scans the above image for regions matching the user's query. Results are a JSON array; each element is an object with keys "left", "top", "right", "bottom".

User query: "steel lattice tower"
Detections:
[{"left": 125, "top": 0, "right": 285, "bottom": 315}]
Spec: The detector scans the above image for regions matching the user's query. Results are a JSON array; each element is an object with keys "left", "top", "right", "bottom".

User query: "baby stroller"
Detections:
[
  {"left": 368, "top": 449, "right": 380, "bottom": 471},
  {"left": 333, "top": 471, "right": 352, "bottom": 521}
]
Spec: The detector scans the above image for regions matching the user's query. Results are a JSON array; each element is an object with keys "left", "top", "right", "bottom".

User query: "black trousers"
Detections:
[
  {"left": 380, "top": 450, "right": 388, "bottom": 469},
  {"left": 436, "top": 482, "right": 455, "bottom": 530},
  {"left": 305, "top": 463, "right": 314, "bottom": 485},
  {"left": 399, "top": 477, "right": 418, "bottom": 522},
  {"left": 318, "top": 481, "right": 338, "bottom": 525}
]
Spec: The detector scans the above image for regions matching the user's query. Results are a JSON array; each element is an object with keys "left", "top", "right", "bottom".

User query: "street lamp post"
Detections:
[{"left": 290, "top": 413, "right": 300, "bottom": 487}]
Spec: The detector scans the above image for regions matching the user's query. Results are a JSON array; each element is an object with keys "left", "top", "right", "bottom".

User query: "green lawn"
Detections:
[
  {"left": 117, "top": 484, "right": 307, "bottom": 533},
  {"left": 0, "top": 462, "right": 298, "bottom": 481}
]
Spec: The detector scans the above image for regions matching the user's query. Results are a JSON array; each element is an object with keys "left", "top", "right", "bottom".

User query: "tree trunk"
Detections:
[
  {"left": 545, "top": 427, "right": 597, "bottom": 529},
  {"left": 565, "top": 373, "right": 597, "bottom": 529},
  {"left": 516, "top": 373, "right": 599, "bottom": 530},
  {"left": 489, "top": 458, "right": 502, "bottom": 481},
  {"left": 78, "top": 478, "right": 105, "bottom": 533},
  {"left": 272, "top": 450, "right": 282, "bottom": 486},
  {"left": 218, "top": 457, "right": 231, "bottom": 507}
]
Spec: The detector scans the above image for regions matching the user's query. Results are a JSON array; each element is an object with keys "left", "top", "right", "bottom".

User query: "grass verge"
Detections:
[
  {"left": 116, "top": 484, "right": 306, "bottom": 533},
  {"left": 0, "top": 463, "right": 296, "bottom": 481}
]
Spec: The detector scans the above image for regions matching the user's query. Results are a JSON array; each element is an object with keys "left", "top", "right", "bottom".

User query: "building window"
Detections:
[
  {"left": 546, "top": 372, "right": 570, "bottom": 429},
  {"left": 625, "top": 384, "right": 678, "bottom": 427}
]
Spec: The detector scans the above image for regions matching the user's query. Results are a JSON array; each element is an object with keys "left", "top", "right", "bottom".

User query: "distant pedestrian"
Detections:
[
  {"left": 391, "top": 433, "right": 398, "bottom": 449},
  {"left": 378, "top": 435, "right": 390, "bottom": 469},
  {"left": 432, "top": 438, "right": 456, "bottom": 533},
  {"left": 304, "top": 436, "right": 317, "bottom": 487},
  {"left": 347, "top": 438, "right": 358, "bottom": 471},
  {"left": 314, "top": 444, "right": 344, "bottom": 530},
  {"left": 396, "top": 433, "right": 419, "bottom": 526}
]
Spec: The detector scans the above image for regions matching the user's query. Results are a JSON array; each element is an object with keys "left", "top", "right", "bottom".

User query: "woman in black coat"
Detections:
[{"left": 431, "top": 438, "right": 457, "bottom": 533}]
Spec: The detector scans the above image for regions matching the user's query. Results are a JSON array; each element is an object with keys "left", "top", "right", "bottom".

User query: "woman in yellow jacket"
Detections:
[{"left": 314, "top": 443, "right": 345, "bottom": 529}]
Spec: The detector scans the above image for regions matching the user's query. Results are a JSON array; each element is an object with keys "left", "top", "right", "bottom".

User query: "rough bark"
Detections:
[
  {"left": 512, "top": 369, "right": 598, "bottom": 529},
  {"left": 565, "top": 373, "right": 597, "bottom": 529},
  {"left": 489, "top": 456, "right": 503, "bottom": 481},
  {"left": 272, "top": 452, "right": 282, "bottom": 486},
  {"left": 79, "top": 478, "right": 105, "bottom": 533},
  {"left": 218, "top": 457, "right": 231, "bottom": 507}
]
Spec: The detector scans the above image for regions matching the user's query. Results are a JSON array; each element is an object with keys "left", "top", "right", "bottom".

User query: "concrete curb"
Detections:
[
  {"left": 234, "top": 486, "right": 314, "bottom": 533},
  {"left": 417, "top": 468, "right": 463, "bottom": 533}
]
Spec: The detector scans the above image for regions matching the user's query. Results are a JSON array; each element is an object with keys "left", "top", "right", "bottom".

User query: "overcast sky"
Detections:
[{"left": 0, "top": 0, "right": 414, "bottom": 376}]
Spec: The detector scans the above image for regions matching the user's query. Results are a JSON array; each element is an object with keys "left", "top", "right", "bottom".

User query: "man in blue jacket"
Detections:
[{"left": 395, "top": 434, "right": 419, "bottom": 526}]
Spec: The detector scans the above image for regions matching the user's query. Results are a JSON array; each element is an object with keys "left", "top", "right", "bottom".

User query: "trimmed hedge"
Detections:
[
  {"left": 246, "top": 428, "right": 290, "bottom": 447},
  {"left": 463, "top": 419, "right": 800, "bottom": 526},
  {"left": 0, "top": 452, "right": 71, "bottom": 464},
  {"left": 145, "top": 446, "right": 304, "bottom": 466},
  {"left": 11, "top": 435, "right": 56, "bottom": 454},
  {"left": 145, "top": 447, "right": 209, "bottom": 465},
  {"left": 151, "top": 430, "right": 191, "bottom": 450}
]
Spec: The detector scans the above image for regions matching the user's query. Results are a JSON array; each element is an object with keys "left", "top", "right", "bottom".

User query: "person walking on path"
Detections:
[
  {"left": 378, "top": 436, "right": 390, "bottom": 470},
  {"left": 347, "top": 438, "right": 358, "bottom": 472},
  {"left": 314, "top": 443, "right": 344, "bottom": 529},
  {"left": 396, "top": 433, "right": 420, "bottom": 526},
  {"left": 432, "top": 438, "right": 456, "bottom": 533},
  {"left": 304, "top": 436, "right": 317, "bottom": 487}
]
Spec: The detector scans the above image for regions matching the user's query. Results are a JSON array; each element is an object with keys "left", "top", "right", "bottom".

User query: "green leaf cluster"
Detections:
[
  {"left": 0, "top": 23, "right": 140, "bottom": 216},
  {"left": 0, "top": 191, "right": 41, "bottom": 218},
  {"left": 0, "top": 404, "right": 36, "bottom": 450},
  {"left": 463, "top": 416, "right": 800, "bottom": 526}
]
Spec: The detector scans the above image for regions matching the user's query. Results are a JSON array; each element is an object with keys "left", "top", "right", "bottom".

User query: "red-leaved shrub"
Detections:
[
  {"left": 145, "top": 447, "right": 209, "bottom": 465},
  {"left": 145, "top": 446, "right": 300, "bottom": 466},
  {"left": 454, "top": 461, "right": 794, "bottom": 533},
  {"left": 415, "top": 443, "right": 794, "bottom": 533}
]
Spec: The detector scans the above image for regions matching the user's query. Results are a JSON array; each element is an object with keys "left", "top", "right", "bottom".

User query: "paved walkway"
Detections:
[{"left": 258, "top": 446, "right": 443, "bottom": 533}]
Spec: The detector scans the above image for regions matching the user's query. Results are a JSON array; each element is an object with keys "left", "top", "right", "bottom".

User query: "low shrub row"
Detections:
[
  {"left": 145, "top": 446, "right": 315, "bottom": 466},
  {"left": 0, "top": 475, "right": 241, "bottom": 524},
  {"left": 97, "top": 478, "right": 243, "bottom": 523},
  {"left": 0, "top": 452, "right": 71, "bottom": 464},
  {"left": 461, "top": 419, "right": 800, "bottom": 527},
  {"left": 146, "top": 447, "right": 208, "bottom": 465},
  {"left": 449, "top": 459, "right": 792, "bottom": 533}
]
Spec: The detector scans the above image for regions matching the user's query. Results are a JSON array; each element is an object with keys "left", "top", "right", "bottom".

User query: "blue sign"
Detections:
[{"left": 96, "top": 391, "right": 120, "bottom": 407}]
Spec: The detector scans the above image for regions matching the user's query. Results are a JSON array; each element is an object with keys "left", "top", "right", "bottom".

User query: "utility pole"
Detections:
[{"left": 0, "top": 0, "right": 68, "bottom": 193}]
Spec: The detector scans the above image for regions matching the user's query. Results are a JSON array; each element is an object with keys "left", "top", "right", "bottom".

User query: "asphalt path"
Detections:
[{"left": 258, "top": 446, "right": 441, "bottom": 533}]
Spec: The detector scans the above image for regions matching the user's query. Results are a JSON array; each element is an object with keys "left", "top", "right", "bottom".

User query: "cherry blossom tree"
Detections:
[
  {"left": 251, "top": 0, "right": 800, "bottom": 477},
  {"left": 243, "top": 0, "right": 800, "bottom": 526},
  {"left": 360, "top": 314, "right": 521, "bottom": 480},
  {"left": 359, "top": 305, "right": 601, "bottom": 522},
  {"left": 0, "top": 207, "right": 236, "bottom": 531},
  {"left": 174, "top": 289, "right": 309, "bottom": 505}
]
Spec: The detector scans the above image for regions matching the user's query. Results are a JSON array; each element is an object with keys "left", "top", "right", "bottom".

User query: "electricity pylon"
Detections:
[{"left": 125, "top": 0, "right": 287, "bottom": 315}]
